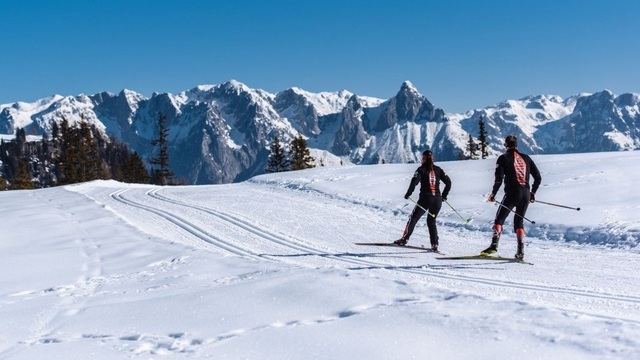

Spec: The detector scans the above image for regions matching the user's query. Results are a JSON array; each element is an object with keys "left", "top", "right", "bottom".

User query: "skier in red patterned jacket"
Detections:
[
  {"left": 394, "top": 150, "right": 451, "bottom": 252},
  {"left": 481, "top": 135, "right": 541, "bottom": 260}
]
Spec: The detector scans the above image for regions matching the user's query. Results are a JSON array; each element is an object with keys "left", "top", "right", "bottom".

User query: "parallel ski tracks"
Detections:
[
  {"left": 110, "top": 188, "right": 640, "bottom": 322},
  {"left": 110, "top": 188, "right": 377, "bottom": 268},
  {"left": 109, "top": 189, "right": 256, "bottom": 258}
]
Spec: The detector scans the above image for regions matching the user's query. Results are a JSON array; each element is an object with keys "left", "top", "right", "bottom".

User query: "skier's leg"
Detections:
[
  {"left": 482, "top": 194, "right": 513, "bottom": 254},
  {"left": 514, "top": 188, "right": 530, "bottom": 259},
  {"left": 426, "top": 197, "right": 442, "bottom": 249},
  {"left": 396, "top": 205, "right": 426, "bottom": 245}
]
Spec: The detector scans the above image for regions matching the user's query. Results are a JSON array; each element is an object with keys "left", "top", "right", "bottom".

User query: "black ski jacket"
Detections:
[
  {"left": 492, "top": 149, "right": 542, "bottom": 195},
  {"left": 405, "top": 164, "right": 451, "bottom": 200}
]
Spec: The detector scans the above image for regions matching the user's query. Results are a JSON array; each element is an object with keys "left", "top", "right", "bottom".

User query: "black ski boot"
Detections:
[
  {"left": 515, "top": 229, "right": 525, "bottom": 260},
  {"left": 482, "top": 224, "right": 502, "bottom": 255},
  {"left": 394, "top": 238, "right": 407, "bottom": 246},
  {"left": 480, "top": 242, "right": 498, "bottom": 256},
  {"left": 515, "top": 242, "right": 525, "bottom": 260},
  {"left": 430, "top": 236, "right": 439, "bottom": 252}
]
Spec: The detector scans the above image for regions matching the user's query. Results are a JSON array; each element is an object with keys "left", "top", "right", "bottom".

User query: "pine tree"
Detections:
[
  {"left": 0, "top": 118, "right": 151, "bottom": 190},
  {"left": 289, "top": 134, "right": 316, "bottom": 171},
  {"left": 150, "top": 113, "right": 175, "bottom": 185},
  {"left": 478, "top": 115, "right": 489, "bottom": 159},
  {"left": 79, "top": 120, "right": 100, "bottom": 181},
  {"left": 56, "top": 117, "right": 80, "bottom": 184},
  {"left": 466, "top": 135, "right": 478, "bottom": 159},
  {"left": 266, "top": 136, "right": 289, "bottom": 173},
  {"left": 124, "top": 152, "right": 150, "bottom": 184},
  {"left": 39, "top": 132, "right": 57, "bottom": 187},
  {"left": 11, "top": 158, "right": 34, "bottom": 190}
]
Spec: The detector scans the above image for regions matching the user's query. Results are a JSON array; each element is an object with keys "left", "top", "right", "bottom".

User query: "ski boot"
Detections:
[
  {"left": 430, "top": 236, "right": 439, "bottom": 252},
  {"left": 393, "top": 238, "right": 407, "bottom": 246},
  {"left": 480, "top": 242, "right": 498, "bottom": 256},
  {"left": 481, "top": 224, "right": 501, "bottom": 255},
  {"left": 515, "top": 229, "right": 525, "bottom": 260}
]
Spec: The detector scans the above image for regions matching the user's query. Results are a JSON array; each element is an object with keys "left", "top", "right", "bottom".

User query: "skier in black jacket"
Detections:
[
  {"left": 395, "top": 150, "right": 451, "bottom": 251},
  {"left": 481, "top": 135, "right": 541, "bottom": 260}
]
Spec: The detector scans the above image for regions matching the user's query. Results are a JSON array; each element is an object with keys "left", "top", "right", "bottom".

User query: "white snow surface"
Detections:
[{"left": 1, "top": 151, "right": 639, "bottom": 359}]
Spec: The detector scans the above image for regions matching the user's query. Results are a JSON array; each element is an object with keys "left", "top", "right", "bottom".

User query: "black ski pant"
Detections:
[
  {"left": 402, "top": 196, "right": 442, "bottom": 245},
  {"left": 494, "top": 186, "right": 530, "bottom": 232}
]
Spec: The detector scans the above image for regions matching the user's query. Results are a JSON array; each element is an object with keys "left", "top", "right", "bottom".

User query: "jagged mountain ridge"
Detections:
[{"left": 1, "top": 80, "right": 638, "bottom": 184}]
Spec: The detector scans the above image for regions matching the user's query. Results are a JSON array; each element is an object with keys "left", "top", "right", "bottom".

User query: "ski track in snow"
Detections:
[
  {"left": 75, "top": 183, "right": 640, "bottom": 326},
  {"left": 3, "top": 161, "right": 640, "bottom": 358}
]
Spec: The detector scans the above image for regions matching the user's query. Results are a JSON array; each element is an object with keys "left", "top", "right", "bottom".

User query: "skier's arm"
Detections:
[
  {"left": 440, "top": 169, "right": 452, "bottom": 200},
  {"left": 529, "top": 159, "right": 542, "bottom": 194},
  {"left": 491, "top": 156, "right": 505, "bottom": 196},
  {"left": 404, "top": 169, "right": 421, "bottom": 199}
]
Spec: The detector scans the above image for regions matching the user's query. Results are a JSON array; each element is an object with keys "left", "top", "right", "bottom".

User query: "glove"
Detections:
[
  {"left": 404, "top": 193, "right": 410, "bottom": 200},
  {"left": 441, "top": 193, "right": 448, "bottom": 201},
  {"left": 487, "top": 193, "right": 495, "bottom": 202},
  {"left": 530, "top": 192, "right": 535, "bottom": 203}
]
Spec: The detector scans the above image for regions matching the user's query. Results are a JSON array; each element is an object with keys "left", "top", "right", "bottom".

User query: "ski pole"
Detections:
[
  {"left": 444, "top": 200, "right": 473, "bottom": 223},
  {"left": 535, "top": 200, "right": 580, "bottom": 211},
  {"left": 491, "top": 199, "right": 536, "bottom": 224},
  {"left": 408, "top": 197, "right": 436, "bottom": 218}
]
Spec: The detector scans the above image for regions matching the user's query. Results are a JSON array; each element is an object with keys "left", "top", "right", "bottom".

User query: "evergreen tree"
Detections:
[
  {"left": 289, "top": 134, "right": 316, "bottom": 171},
  {"left": 79, "top": 120, "right": 100, "bottom": 181},
  {"left": 466, "top": 134, "right": 478, "bottom": 159},
  {"left": 266, "top": 136, "right": 289, "bottom": 173},
  {"left": 11, "top": 157, "right": 34, "bottom": 190},
  {"left": 124, "top": 152, "right": 150, "bottom": 184},
  {"left": 478, "top": 115, "right": 489, "bottom": 159},
  {"left": 102, "top": 135, "right": 150, "bottom": 184},
  {"left": 0, "top": 118, "right": 149, "bottom": 190},
  {"left": 150, "top": 113, "right": 175, "bottom": 185},
  {"left": 56, "top": 117, "right": 80, "bottom": 184},
  {"left": 39, "top": 132, "right": 57, "bottom": 188},
  {"left": 15, "top": 128, "right": 26, "bottom": 143},
  {"left": 52, "top": 118, "right": 111, "bottom": 184}
]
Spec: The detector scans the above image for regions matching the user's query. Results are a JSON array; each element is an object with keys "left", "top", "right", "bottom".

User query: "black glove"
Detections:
[
  {"left": 530, "top": 192, "right": 535, "bottom": 203},
  {"left": 404, "top": 193, "right": 410, "bottom": 200},
  {"left": 441, "top": 193, "right": 448, "bottom": 201}
]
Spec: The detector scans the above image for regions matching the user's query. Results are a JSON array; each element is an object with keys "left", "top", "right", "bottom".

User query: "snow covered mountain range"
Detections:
[{"left": 1, "top": 80, "right": 638, "bottom": 184}]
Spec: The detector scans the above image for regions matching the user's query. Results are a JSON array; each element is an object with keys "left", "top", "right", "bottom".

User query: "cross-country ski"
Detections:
[
  {"left": 354, "top": 242, "right": 444, "bottom": 254},
  {"left": 436, "top": 254, "right": 534, "bottom": 265}
]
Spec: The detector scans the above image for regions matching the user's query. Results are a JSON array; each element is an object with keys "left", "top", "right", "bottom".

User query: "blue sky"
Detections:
[{"left": 1, "top": 0, "right": 638, "bottom": 113}]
